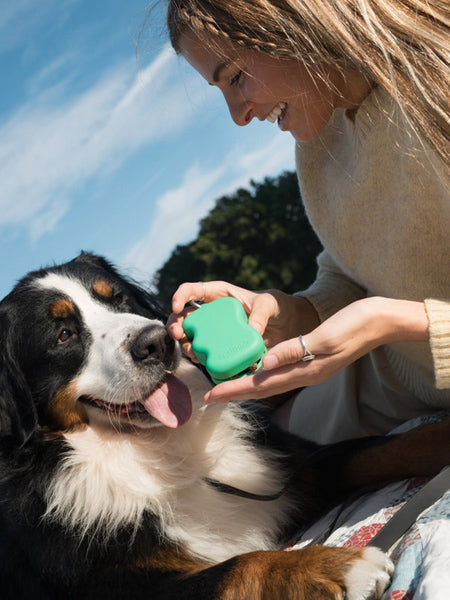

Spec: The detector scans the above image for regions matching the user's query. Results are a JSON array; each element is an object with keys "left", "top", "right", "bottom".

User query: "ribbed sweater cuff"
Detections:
[{"left": 425, "top": 298, "right": 450, "bottom": 389}]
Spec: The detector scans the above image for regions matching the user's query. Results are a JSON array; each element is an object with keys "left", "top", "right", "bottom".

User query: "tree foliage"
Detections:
[{"left": 153, "top": 171, "right": 322, "bottom": 310}]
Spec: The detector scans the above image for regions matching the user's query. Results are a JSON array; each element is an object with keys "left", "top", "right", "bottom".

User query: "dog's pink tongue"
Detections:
[{"left": 139, "top": 375, "right": 192, "bottom": 428}]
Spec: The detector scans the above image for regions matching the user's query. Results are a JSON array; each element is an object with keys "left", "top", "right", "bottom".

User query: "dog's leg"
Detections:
[
  {"left": 82, "top": 542, "right": 391, "bottom": 600},
  {"left": 213, "top": 546, "right": 392, "bottom": 600},
  {"left": 147, "top": 545, "right": 392, "bottom": 600}
]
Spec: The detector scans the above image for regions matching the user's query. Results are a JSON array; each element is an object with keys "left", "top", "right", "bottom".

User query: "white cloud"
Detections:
[
  {"left": 218, "top": 131, "right": 296, "bottom": 198},
  {"left": 0, "top": 4, "right": 296, "bottom": 288},
  {"left": 123, "top": 162, "right": 226, "bottom": 277},
  {"left": 122, "top": 129, "right": 295, "bottom": 279},
  {"left": 24, "top": 52, "right": 78, "bottom": 97},
  {"left": 0, "top": 45, "right": 205, "bottom": 239},
  {"left": 0, "top": 0, "right": 76, "bottom": 55}
]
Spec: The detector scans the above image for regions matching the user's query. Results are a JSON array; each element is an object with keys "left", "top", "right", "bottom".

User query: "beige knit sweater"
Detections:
[{"left": 292, "top": 85, "right": 449, "bottom": 439}]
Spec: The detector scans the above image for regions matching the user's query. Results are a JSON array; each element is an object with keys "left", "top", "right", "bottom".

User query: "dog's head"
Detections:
[{"left": 0, "top": 253, "right": 198, "bottom": 445}]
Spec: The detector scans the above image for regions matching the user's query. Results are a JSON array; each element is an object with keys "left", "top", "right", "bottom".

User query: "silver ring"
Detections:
[
  {"left": 199, "top": 281, "right": 206, "bottom": 302},
  {"left": 299, "top": 335, "right": 315, "bottom": 362},
  {"left": 189, "top": 282, "right": 207, "bottom": 309}
]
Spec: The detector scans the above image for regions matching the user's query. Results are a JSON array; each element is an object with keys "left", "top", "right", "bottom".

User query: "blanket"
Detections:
[{"left": 287, "top": 413, "right": 450, "bottom": 599}]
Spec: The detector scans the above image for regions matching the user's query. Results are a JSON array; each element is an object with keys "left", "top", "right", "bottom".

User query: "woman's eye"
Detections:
[
  {"left": 230, "top": 70, "right": 243, "bottom": 86},
  {"left": 58, "top": 329, "right": 73, "bottom": 344}
]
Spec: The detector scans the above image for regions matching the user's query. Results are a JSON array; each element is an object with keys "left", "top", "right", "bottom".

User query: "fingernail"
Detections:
[{"left": 263, "top": 354, "right": 279, "bottom": 370}]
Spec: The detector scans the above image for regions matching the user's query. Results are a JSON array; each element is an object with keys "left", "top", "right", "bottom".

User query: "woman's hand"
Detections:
[
  {"left": 201, "top": 297, "right": 429, "bottom": 403},
  {"left": 169, "top": 284, "right": 429, "bottom": 405},
  {"left": 167, "top": 280, "right": 320, "bottom": 362}
]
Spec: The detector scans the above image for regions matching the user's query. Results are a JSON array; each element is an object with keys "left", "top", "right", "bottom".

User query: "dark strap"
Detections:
[
  {"left": 368, "top": 465, "right": 450, "bottom": 552},
  {"left": 205, "top": 465, "right": 450, "bottom": 551},
  {"left": 203, "top": 477, "right": 288, "bottom": 501}
]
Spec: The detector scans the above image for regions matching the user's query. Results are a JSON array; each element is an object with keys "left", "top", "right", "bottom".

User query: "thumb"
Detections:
[{"left": 262, "top": 336, "right": 309, "bottom": 371}]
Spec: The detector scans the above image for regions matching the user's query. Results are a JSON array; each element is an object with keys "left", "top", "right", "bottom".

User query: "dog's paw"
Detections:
[{"left": 344, "top": 546, "right": 394, "bottom": 600}]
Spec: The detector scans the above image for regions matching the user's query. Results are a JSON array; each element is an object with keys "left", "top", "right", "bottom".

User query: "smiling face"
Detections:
[{"left": 180, "top": 32, "right": 373, "bottom": 142}]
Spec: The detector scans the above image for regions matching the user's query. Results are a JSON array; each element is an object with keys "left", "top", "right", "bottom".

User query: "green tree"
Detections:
[{"left": 153, "top": 171, "right": 322, "bottom": 310}]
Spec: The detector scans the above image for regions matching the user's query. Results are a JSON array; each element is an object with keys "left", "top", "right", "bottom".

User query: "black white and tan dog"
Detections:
[{"left": 0, "top": 252, "right": 449, "bottom": 599}]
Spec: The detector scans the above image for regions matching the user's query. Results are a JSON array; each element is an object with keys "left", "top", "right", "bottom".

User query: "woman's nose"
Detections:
[{"left": 226, "top": 97, "right": 254, "bottom": 127}]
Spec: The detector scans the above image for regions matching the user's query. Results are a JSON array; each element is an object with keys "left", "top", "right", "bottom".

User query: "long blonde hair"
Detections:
[{"left": 165, "top": 0, "right": 449, "bottom": 164}]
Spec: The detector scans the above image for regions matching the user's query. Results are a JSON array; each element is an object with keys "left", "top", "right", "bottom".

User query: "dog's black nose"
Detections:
[{"left": 130, "top": 326, "right": 175, "bottom": 364}]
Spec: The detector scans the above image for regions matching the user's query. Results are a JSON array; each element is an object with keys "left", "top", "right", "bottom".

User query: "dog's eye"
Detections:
[
  {"left": 113, "top": 292, "right": 124, "bottom": 306},
  {"left": 58, "top": 328, "right": 74, "bottom": 344},
  {"left": 112, "top": 292, "right": 131, "bottom": 311}
]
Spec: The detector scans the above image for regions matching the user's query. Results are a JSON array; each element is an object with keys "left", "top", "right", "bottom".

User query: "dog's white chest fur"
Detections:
[{"left": 46, "top": 400, "right": 293, "bottom": 564}]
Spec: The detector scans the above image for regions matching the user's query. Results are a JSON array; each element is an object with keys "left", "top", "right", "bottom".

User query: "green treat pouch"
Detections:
[{"left": 182, "top": 297, "right": 266, "bottom": 384}]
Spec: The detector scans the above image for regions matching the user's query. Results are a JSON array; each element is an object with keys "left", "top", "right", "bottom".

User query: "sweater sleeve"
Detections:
[
  {"left": 424, "top": 298, "right": 450, "bottom": 389},
  {"left": 294, "top": 249, "right": 366, "bottom": 322}
]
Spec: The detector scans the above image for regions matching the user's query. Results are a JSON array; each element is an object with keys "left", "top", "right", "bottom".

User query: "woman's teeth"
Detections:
[{"left": 266, "top": 102, "right": 286, "bottom": 123}]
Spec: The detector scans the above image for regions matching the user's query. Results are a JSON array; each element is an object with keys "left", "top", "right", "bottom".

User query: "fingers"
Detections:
[
  {"left": 203, "top": 360, "right": 317, "bottom": 403},
  {"left": 166, "top": 308, "right": 198, "bottom": 362},
  {"left": 204, "top": 334, "right": 322, "bottom": 404},
  {"left": 169, "top": 280, "right": 261, "bottom": 341},
  {"left": 187, "top": 298, "right": 391, "bottom": 406},
  {"left": 171, "top": 281, "right": 211, "bottom": 314},
  {"left": 171, "top": 280, "right": 250, "bottom": 314},
  {"left": 168, "top": 280, "right": 251, "bottom": 361},
  {"left": 263, "top": 335, "right": 314, "bottom": 370},
  {"left": 168, "top": 281, "right": 222, "bottom": 343},
  {"left": 166, "top": 306, "right": 192, "bottom": 340},
  {"left": 168, "top": 281, "right": 295, "bottom": 384}
]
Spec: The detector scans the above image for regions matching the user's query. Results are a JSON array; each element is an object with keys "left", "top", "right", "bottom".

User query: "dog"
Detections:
[{"left": 0, "top": 252, "right": 448, "bottom": 599}]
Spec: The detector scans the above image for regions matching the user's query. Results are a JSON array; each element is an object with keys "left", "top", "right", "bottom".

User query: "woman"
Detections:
[{"left": 163, "top": 0, "right": 449, "bottom": 443}]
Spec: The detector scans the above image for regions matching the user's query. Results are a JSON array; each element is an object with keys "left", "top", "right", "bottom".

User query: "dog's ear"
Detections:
[
  {"left": 71, "top": 251, "right": 114, "bottom": 270},
  {"left": 0, "top": 311, "right": 38, "bottom": 446},
  {"left": 127, "top": 284, "right": 168, "bottom": 322}
]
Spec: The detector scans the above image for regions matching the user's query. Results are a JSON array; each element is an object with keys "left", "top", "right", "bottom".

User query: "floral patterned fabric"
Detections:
[{"left": 287, "top": 413, "right": 450, "bottom": 599}]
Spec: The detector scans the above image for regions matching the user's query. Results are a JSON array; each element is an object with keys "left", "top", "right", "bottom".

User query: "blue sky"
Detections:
[{"left": 0, "top": 0, "right": 295, "bottom": 299}]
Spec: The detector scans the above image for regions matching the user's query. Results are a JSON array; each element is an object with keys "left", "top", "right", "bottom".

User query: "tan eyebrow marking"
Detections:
[
  {"left": 93, "top": 280, "right": 114, "bottom": 298},
  {"left": 50, "top": 299, "right": 75, "bottom": 319}
]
